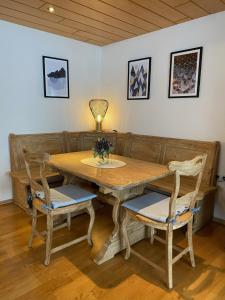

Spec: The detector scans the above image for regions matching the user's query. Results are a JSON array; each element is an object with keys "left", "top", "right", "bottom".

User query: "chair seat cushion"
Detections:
[
  {"left": 122, "top": 192, "right": 188, "bottom": 223},
  {"left": 36, "top": 184, "right": 96, "bottom": 209}
]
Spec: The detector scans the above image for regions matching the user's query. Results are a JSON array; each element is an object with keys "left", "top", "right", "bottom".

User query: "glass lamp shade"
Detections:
[{"left": 89, "top": 99, "right": 109, "bottom": 132}]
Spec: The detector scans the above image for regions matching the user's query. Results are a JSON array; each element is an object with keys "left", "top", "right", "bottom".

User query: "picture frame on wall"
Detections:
[
  {"left": 127, "top": 57, "right": 151, "bottom": 100},
  {"left": 168, "top": 47, "right": 203, "bottom": 98},
  {"left": 42, "top": 56, "right": 69, "bottom": 98}
]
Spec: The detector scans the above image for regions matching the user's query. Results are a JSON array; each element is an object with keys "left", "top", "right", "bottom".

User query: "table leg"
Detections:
[
  {"left": 94, "top": 185, "right": 146, "bottom": 265},
  {"left": 62, "top": 173, "right": 73, "bottom": 185},
  {"left": 112, "top": 199, "right": 120, "bottom": 238}
]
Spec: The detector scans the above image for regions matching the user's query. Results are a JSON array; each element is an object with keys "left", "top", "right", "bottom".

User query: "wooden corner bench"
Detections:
[{"left": 9, "top": 131, "right": 219, "bottom": 231}]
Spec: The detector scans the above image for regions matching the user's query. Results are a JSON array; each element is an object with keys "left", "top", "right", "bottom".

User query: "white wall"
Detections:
[
  {"left": 100, "top": 11, "right": 225, "bottom": 220},
  {"left": 0, "top": 20, "right": 101, "bottom": 201}
]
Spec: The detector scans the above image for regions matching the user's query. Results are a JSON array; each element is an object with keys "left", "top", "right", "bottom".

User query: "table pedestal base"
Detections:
[
  {"left": 94, "top": 220, "right": 147, "bottom": 265},
  {"left": 94, "top": 185, "right": 147, "bottom": 265}
]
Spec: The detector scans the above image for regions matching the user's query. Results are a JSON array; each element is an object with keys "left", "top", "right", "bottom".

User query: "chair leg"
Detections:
[
  {"left": 166, "top": 225, "right": 173, "bottom": 289},
  {"left": 150, "top": 227, "right": 155, "bottom": 245},
  {"left": 44, "top": 214, "right": 53, "bottom": 266},
  {"left": 29, "top": 207, "right": 37, "bottom": 248},
  {"left": 121, "top": 209, "right": 131, "bottom": 260},
  {"left": 187, "top": 218, "right": 196, "bottom": 267},
  {"left": 87, "top": 204, "right": 95, "bottom": 246},
  {"left": 67, "top": 213, "right": 71, "bottom": 231}
]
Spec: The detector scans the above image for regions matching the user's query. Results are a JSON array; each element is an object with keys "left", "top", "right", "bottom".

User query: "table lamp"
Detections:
[{"left": 89, "top": 99, "right": 109, "bottom": 132}]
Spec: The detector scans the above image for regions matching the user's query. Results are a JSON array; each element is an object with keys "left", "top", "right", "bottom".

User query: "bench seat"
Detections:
[
  {"left": 10, "top": 167, "right": 61, "bottom": 185},
  {"left": 149, "top": 175, "right": 216, "bottom": 200}
]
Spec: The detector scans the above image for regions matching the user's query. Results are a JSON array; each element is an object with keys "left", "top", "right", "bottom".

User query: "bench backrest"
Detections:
[
  {"left": 9, "top": 133, "right": 66, "bottom": 171},
  {"left": 9, "top": 131, "right": 118, "bottom": 171},
  {"left": 65, "top": 131, "right": 117, "bottom": 152},
  {"left": 123, "top": 134, "right": 219, "bottom": 186}
]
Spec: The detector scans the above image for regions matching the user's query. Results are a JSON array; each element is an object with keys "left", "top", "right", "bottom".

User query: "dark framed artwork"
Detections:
[
  {"left": 168, "top": 47, "right": 203, "bottom": 98},
  {"left": 127, "top": 57, "right": 151, "bottom": 100},
  {"left": 42, "top": 56, "right": 69, "bottom": 98}
]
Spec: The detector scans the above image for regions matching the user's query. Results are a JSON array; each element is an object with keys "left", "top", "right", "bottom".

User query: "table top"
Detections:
[{"left": 48, "top": 151, "right": 172, "bottom": 191}]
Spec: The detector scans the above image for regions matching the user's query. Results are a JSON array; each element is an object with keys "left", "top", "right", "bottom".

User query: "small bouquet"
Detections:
[{"left": 93, "top": 137, "right": 113, "bottom": 163}]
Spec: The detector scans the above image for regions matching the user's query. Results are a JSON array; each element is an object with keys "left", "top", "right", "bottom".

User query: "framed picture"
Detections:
[
  {"left": 127, "top": 57, "right": 151, "bottom": 100},
  {"left": 42, "top": 56, "right": 69, "bottom": 98},
  {"left": 168, "top": 47, "right": 203, "bottom": 98}
]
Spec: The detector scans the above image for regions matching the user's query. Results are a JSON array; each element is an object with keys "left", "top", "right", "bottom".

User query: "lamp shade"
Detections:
[{"left": 89, "top": 99, "right": 109, "bottom": 132}]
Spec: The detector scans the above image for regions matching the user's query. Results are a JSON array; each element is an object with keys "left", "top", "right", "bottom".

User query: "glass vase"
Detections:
[{"left": 98, "top": 154, "right": 109, "bottom": 165}]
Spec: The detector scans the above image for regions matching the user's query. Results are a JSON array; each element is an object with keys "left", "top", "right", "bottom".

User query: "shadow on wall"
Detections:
[
  {"left": 214, "top": 141, "right": 225, "bottom": 220},
  {"left": 214, "top": 181, "right": 225, "bottom": 219}
]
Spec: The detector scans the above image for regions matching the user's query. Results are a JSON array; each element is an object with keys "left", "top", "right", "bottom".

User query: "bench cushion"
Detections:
[
  {"left": 36, "top": 184, "right": 96, "bottom": 209},
  {"left": 122, "top": 191, "right": 187, "bottom": 223}
]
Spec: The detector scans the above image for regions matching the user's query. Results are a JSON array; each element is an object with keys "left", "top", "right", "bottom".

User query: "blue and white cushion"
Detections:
[
  {"left": 122, "top": 192, "right": 188, "bottom": 223},
  {"left": 36, "top": 184, "right": 96, "bottom": 209}
]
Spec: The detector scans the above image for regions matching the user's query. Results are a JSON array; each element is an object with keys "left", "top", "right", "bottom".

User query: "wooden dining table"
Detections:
[{"left": 48, "top": 150, "right": 172, "bottom": 264}]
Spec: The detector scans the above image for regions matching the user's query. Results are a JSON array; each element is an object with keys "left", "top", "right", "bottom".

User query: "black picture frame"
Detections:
[
  {"left": 168, "top": 47, "right": 203, "bottom": 98},
  {"left": 127, "top": 57, "right": 151, "bottom": 100},
  {"left": 42, "top": 56, "right": 70, "bottom": 98}
]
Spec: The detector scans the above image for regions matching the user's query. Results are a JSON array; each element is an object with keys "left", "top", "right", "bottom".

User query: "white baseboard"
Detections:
[
  {"left": 0, "top": 199, "right": 13, "bottom": 205},
  {"left": 213, "top": 217, "right": 225, "bottom": 226}
]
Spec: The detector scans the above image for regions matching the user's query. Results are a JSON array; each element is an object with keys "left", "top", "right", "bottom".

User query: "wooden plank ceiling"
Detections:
[{"left": 0, "top": 0, "right": 225, "bottom": 46}]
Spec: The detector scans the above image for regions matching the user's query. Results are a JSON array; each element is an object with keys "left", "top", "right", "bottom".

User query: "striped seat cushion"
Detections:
[
  {"left": 36, "top": 184, "right": 96, "bottom": 209},
  {"left": 122, "top": 192, "right": 188, "bottom": 223}
]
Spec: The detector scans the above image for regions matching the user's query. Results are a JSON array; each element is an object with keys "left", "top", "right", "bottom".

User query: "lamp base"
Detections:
[{"left": 96, "top": 122, "right": 102, "bottom": 132}]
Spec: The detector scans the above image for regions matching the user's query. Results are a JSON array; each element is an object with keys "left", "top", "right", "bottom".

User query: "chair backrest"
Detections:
[
  {"left": 23, "top": 149, "right": 51, "bottom": 206},
  {"left": 167, "top": 154, "right": 207, "bottom": 222}
]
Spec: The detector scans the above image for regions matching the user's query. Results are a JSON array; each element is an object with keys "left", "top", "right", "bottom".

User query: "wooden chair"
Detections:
[
  {"left": 23, "top": 150, "right": 96, "bottom": 266},
  {"left": 121, "top": 155, "right": 207, "bottom": 289}
]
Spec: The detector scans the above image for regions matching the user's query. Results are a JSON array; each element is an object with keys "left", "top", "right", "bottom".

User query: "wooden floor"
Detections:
[{"left": 0, "top": 203, "right": 225, "bottom": 300}]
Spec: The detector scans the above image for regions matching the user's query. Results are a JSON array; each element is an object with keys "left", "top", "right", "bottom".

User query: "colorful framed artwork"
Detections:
[
  {"left": 42, "top": 56, "right": 69, "bottom": 98},
  {"left": 127, "top": 57, "right": 151, "bottom": 100},
  {"left": 168, "top": 47, "right": 203, "bottom": 98}
]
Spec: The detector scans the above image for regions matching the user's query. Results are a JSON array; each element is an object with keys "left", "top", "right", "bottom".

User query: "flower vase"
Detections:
[{"left": 98, "top": 154, "right": 109, "bottom": 165}]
